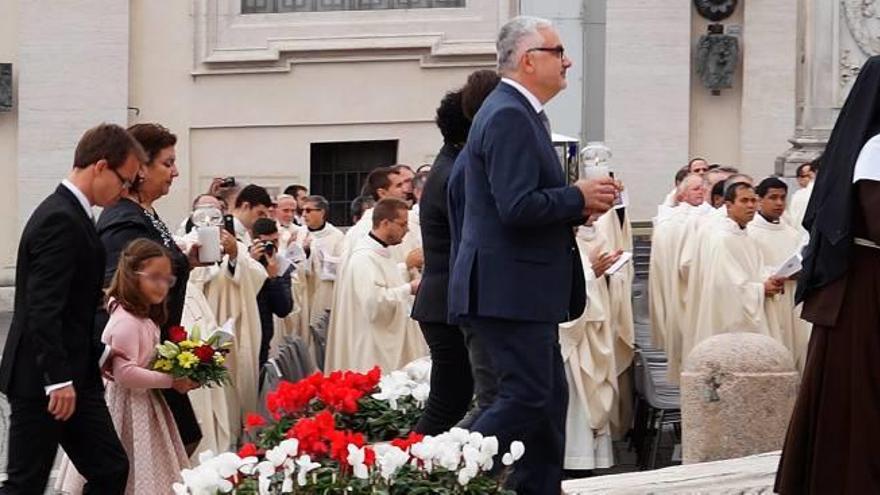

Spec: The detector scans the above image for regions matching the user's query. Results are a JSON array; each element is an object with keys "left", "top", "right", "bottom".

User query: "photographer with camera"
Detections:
[{"left": 251, "top": 218, "right": 294, "bottom": 367}]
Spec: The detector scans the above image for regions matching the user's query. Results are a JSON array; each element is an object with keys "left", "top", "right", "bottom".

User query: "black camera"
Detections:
[
  {"left": 263, "top": 240, "right": 276, "bottom": 257},
  {"left": 220, "top": 177, "right": 236, "bottom": 188}
]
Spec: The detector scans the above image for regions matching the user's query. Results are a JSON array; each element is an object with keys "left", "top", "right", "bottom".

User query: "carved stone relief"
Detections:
[
  {"left": 696, "top": 33, "right": 739, "bottom": 92},
  {"left": 693, "top": 0, "right": 738, "bottom": 22},
  {"left": 842, "top": 0, "right": 880, "bottom": 56}
]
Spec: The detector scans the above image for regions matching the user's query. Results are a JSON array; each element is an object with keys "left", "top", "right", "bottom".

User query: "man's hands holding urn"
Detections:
[{"left": 574, "top": 177, "right": 620, "bottom": 218}]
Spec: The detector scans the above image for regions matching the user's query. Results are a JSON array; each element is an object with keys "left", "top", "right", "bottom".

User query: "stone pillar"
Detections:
[
  {"left": 604, "top": 0, "right": 691, "bottom": 221},
  {"left": 680, "top": 333, "right": 799, "bottom": 464},
  {"left": 16, "top": 0, "right": 130, "bottom": 227},
  {"left": 740, "top": 0, "right": 798, "bottom": 177},
  {"left": 521, "top": 0, "right": 587, "bottom": 141},
  {"left": 776, "top": 0, "right": 847, "bottom": 176}
]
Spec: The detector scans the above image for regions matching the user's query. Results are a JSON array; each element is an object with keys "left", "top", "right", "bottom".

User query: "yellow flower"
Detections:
[
  {"left": 213, "top": 353, "right": 226, "bottom": 366},
  {"left": 177, "top": 351, "right": 199, "bottom": 369},
  {"left": 178, "top": 340, "right": 197, "bottom": 350},
  {"left": 153, "top": 358, "right": 174, "bottom": 371}
]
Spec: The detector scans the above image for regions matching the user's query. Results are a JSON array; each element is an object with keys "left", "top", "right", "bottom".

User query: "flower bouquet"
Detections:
[{"left": 152, "top": 324, "right": 231, "bottom": 387}]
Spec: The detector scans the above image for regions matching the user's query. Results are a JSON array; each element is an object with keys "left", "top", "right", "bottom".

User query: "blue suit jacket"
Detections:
[{"left": 448, "top": 82, "right": 587, "bottom": 324}]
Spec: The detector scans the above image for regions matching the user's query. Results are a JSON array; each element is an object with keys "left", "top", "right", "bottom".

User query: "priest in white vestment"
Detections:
[
  {"left": 180, "top": 227, "right": 268, "bottom": 448},
  {"left": 560, "top": 224, "right": 620, "bottom": 470},
  {"left": 649, "top": 174, "right": 707, "bottom": 355},
  {"left": 341, "top": 167, "right": 422, "bottom": 274},
  {"left": 656, "top": 159, "right": 707, "bottom": 219},
  {"left": 594, "top": 205, "right": 635, "bottom": 437},
  {"left": 294, "top": 196, "right": 345, "bottom": 330},
  {"left": 786, "top": 162, "right": 816, "bottom": 234},
  {"left": 203, "top": 245, "right": 267, "bottom": 431},
  {"left": 275, "top": 194, "right": 300, "bottom": 251},
  {"left": 183, "top": 270, "right": 236, "bottom": 457},
  {"left": 325, "top": 198, "right": 427, "bottom": 373},
  {"left": 748, "top": 177, "right": 812, "bottom": 372},
  {"left": 687, "top": 182, "right": 785, "bottom": 361},
  {"left": 675, "top": 175, "right": 753, "bottom": 377}
]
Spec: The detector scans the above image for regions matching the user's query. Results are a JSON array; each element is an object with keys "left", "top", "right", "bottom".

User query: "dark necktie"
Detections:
[{"left": 538, "top": 110, "right": 552, "bottom": 137}]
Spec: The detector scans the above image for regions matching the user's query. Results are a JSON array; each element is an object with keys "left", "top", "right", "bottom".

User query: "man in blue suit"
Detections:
[{"left": 448, "top": 16, "right": 618, "bottom": 494}]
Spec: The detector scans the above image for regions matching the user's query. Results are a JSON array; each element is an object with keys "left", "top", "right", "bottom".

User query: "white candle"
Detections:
[
  {"left": 583, "top": 164, "right": 610, "bottom": 180},
  {"left": 197, "top": 226, "right": 222, "bottom": 263}
]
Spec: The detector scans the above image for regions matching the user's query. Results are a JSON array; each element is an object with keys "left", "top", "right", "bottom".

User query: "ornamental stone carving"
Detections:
[
  {"left": 696, "top": 32, "right": 739, "bottom": 92},
  {"left": 843, "top": 0, "right": 880, "bottom": 56},
  {"left": 693, "top": 0, "right": 738, "bottom": 22}
]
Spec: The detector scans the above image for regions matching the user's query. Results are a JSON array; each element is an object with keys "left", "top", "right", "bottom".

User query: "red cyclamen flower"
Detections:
[
  {"left": 238, "top": 442, "right": 259, "bottom": 458},
  {"left": 244, "top": 413, "right": 267, "bottom": 431}
]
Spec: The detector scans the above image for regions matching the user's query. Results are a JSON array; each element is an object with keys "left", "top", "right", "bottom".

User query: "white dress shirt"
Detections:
[
  {"left": 46, "top": 180, "right": 108, "bottom": 395},
  {"left": 501, "top": 77, "right": 544, "bottom": 114}
]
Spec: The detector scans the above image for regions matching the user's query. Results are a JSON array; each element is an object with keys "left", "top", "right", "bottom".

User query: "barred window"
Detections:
[{"left": 242, "top": 0, "right": 465, "bottom": 14}]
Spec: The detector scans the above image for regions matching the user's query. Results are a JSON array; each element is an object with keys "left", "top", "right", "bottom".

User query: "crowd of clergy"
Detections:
[
  {"left": 168, "top": 156, "right": 818, "bottom": 479},
  {"left": 649, "top": 158, "right": 817, "bottom": 384},
  {"left": 174, "top": 170, "right": 643, "bottom": 474}
]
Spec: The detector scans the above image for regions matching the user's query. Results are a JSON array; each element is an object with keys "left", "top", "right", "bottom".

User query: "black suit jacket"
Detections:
[
  {"left": 411, "top": 143, "right": 460, "bottom": 323},
  {"left": 0, "top": 185, "right": 107, "bottom": 399}
]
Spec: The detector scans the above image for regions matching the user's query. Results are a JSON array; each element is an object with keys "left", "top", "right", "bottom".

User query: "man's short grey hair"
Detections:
[
  {"left": 677, "top": 173, "right": 707, "bottom": 195},
  {"left": 497, "top": 16, "right": 554, "bottom": 73},
  {"left": 303, "top": 195, "right": 330, "bottom": 212}
]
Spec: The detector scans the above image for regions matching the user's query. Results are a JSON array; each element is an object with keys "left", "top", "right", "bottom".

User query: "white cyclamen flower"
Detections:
[
  {"left": 411, "top": 383, "right": 430, "bottom": 405},
  {"left": 457, "top": 462, "right": 479, "bottom": 486},
  {"left": 403, "top": 357, "right": 432, "bottom": 383},
  {"left": 376, "top": 445, "right": 410, "bottom": 482},
  {"left": 256, "top": 461, "right": 275, "bottom": 495},
  {"left": 436, "top": 442, "right": 463, "bottom": 471},
  {"left": 296, "top": 455, "right": 321, "bottom": 486},
  {"left": 447, "top": 427, "right": 471, "bottom": 445},
  {"left": 346, "top": 444, "right": 370, "bottom": 480},
  {"left": 502, "top": 441, "right": 526, "bottom": 466},
  {"left": 265, "top": 445, "right": 288, "bottom": 467},
  {"left": 278, "top": 438, "right": 300, "bottom": 457}
]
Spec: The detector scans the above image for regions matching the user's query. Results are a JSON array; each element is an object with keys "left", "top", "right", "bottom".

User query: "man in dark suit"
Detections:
[
  {"left": 448, "top": 16, "right": 618, "bottom": 494},
  {"left": 0, "top": 123, "right": 145, "bottom": 494}
]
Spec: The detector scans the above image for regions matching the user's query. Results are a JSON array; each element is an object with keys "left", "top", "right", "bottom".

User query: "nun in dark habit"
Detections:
[{"left": 776, "top": 55, "right": 880, "bottom": 493}]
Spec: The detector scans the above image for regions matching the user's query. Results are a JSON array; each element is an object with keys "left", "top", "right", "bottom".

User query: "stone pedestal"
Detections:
[{"left": 680, "top": 333, "right": 799, "bottom": 464}]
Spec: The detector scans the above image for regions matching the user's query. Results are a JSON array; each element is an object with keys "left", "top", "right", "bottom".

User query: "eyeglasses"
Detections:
[
  {"left": 526, "top": 45, "right": 566, "bottom": 60},
  {"left": 136, "top": 271, "right": 177, "bottom": 288},
  {"left": 109, "top": 167, "right": 134, "bottom": 190},
  {"left": 301, "top": 208, "right": 323, "bottom": 213}
]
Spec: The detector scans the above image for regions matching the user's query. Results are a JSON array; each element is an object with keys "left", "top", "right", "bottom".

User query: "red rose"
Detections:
[
  {"left": 194, "top": 345, "right": 214, "bottom": 363},
  {"left": 238, "top": 442, "right": 258, "bottom": 458},
  {"left": 168, "top": 325, "right": 187, "bottom": 343},
  {"left": 244, "top": 413, "right": 267, "bottom": 431}
]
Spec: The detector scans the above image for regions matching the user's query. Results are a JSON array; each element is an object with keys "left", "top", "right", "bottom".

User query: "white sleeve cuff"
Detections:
[{"left": 45, "top": 381, "right": 73, "bottom": 395}]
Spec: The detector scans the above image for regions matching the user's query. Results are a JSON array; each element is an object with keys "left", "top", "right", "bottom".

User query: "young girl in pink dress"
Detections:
[{"left": 58, "top": 239, "right": 198, "bottom": 494}]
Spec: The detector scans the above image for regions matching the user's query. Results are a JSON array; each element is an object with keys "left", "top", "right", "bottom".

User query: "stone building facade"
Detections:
[{"left": 0, "top": 0, "right": 875, "bottom": 270}]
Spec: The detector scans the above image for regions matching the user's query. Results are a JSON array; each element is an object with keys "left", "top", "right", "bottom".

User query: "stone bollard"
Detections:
[{"left": 681, "top": 333, "right": 799, "bottom": 464}]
